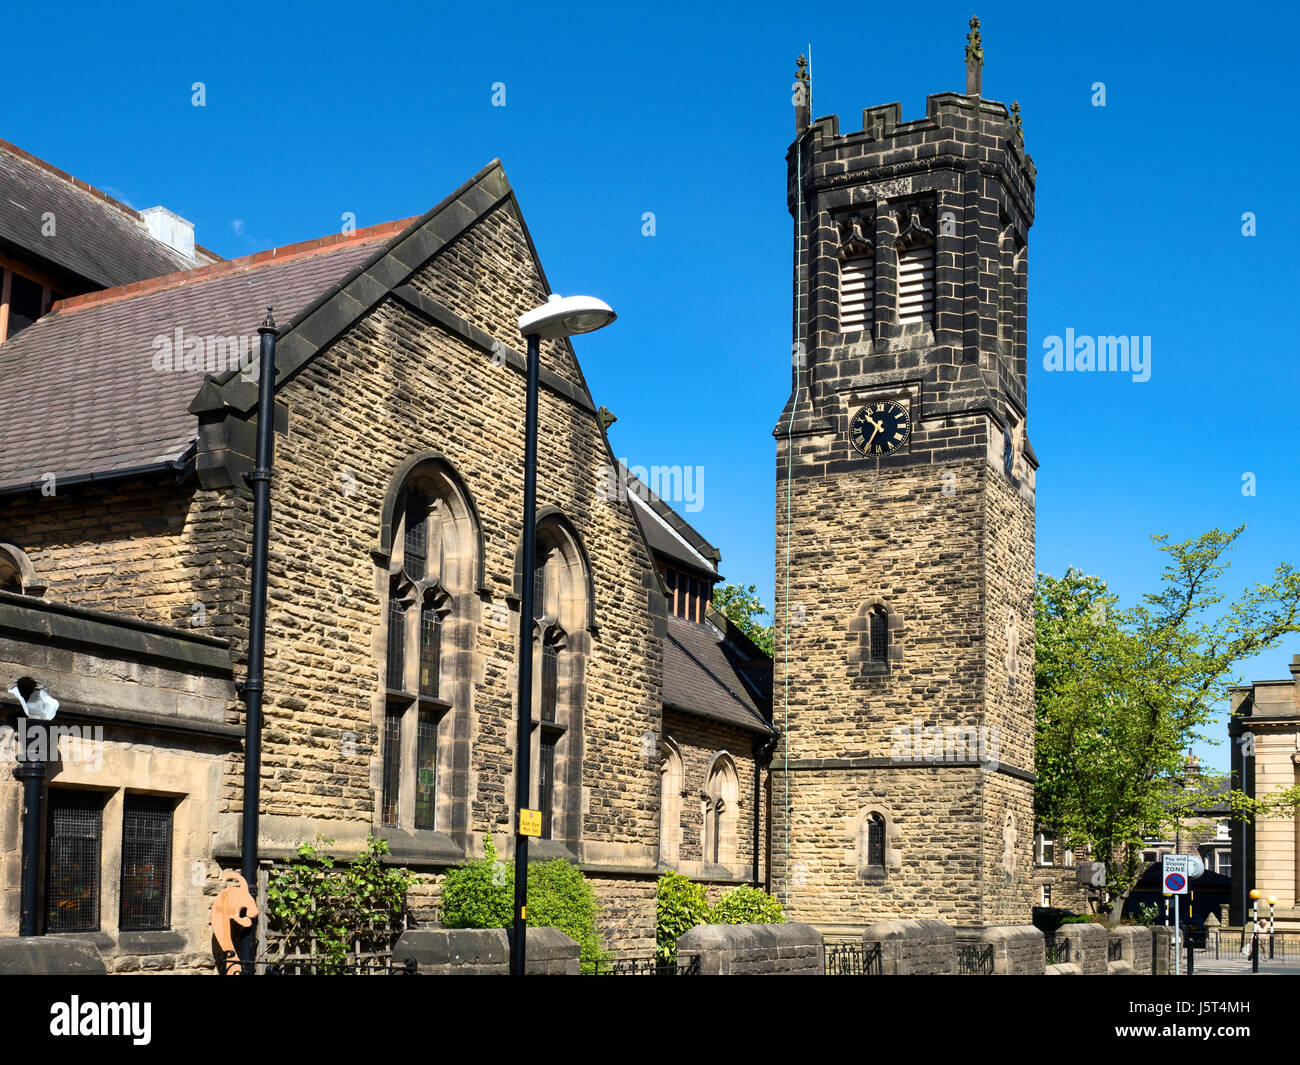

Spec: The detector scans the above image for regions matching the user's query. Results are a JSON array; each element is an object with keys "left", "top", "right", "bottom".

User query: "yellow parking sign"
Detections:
[{"left": 519, "top": 809, "right": 542, "bottom": 837}]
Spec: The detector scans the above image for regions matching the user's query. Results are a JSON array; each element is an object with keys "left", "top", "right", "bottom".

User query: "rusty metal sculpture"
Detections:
[{"left": 211, "top": 872, "right": 259, "bottom": 975}]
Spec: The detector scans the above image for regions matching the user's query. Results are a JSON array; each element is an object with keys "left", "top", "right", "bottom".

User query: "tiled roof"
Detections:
[
  {"left": 663, "top": 615, "right": 773, "bottom": 734},
  {"left": 0, "top": 139, "right": 217, "bottom": 288},
  {"left": 0, "top": 228, "right": 398, "bottom": 490}
]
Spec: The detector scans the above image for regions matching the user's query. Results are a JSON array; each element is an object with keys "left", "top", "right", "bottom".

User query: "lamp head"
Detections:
[
  {"left": 7, "top": 676, "right": 58, "bottom": 720},
  {"left": 518, "top": 294, "right": 616, "bottom": 340},
  {"left": 1250, "top": 889, "right": 1262, "bottom": 900}
]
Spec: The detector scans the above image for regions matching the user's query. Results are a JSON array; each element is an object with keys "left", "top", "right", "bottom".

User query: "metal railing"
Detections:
[
  {"left": 1044, "top": 932, "right": 1071, "bottom": 966},
  {"left": 581, "top": 954, "right": 701, "bottom": 975},
  {"left": 217, "top": 950, "right": 416, "bottom": 975},
  {"left": 1107, "top": 937, "right": 1123, "bottom": 962},
  {"left": 957, "top": 943, "right": 994, "bottom": 975},
  {"left": 824, "top": 941, "right": 883, "bottom": 975}
]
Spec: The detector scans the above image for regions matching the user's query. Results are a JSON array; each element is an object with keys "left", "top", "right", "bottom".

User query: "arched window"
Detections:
[
  {"left": 376, "top": 458, "right": 479, "bottom": 840},
  {"left": 868, "top": 606, "right": 888, "bottom": 663},
  {"left": 702, "top": 753, "right": 739, "bottom": 868},
  {"left": 659, "top": 737, "right": 683, "bottom": 867},
  {"left": 854, "top": 806, "right": 893, "bottom": 880},
  {"left": 520, "top": 515, "right": 592, "bottom": 845}
]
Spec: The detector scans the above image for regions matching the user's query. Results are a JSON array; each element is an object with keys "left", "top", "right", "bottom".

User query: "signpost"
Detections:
[{"left": 1162, "top": 855, "right": 1198, "bottom": 975}]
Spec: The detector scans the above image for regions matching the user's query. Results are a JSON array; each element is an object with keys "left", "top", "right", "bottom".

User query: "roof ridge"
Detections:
[
  {"left": 0, "top": 137, "right": 153, "bottom": 228},
  {"left": 49, "top": 218, "right": 418, "bottom": 316},
  {"left": 621, "top": 460, "right": 721, "bottom": 565}
]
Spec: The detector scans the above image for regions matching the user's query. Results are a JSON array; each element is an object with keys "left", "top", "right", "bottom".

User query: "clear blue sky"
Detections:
[{"left": 8, "top": 0, "right": 1296, "bottom": 770}]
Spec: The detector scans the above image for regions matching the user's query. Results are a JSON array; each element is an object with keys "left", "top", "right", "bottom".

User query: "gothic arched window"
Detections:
[
  {"left": 520, "top": 515, "right": 592, "bottom": 845},
  {"left": 377, "top": 458, "right": 479, "bottom": 839},
  {"left": 868, "top": 605, "right": 888, "bottom": 664},
  {"left": 702, "top": 753, "right": 739, "bottom": 868},
  {"left": 660, "top": 737, "right": 683, "bottom": 868}
]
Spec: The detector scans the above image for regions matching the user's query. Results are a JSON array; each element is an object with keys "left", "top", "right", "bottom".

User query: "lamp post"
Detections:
[
  {"left": 7, "top": 677, "right": 59, "bottom": 937},
  {"left": 511, "top": 294, "right": 615, "bottom": 977}
]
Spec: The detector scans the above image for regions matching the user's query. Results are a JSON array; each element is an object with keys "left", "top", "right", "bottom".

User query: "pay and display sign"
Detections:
[{"left": 1161, "top": 853, "right": 1202, "bottom": 895}]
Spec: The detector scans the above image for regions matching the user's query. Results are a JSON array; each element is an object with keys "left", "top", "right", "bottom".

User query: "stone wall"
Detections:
[
  {"left": 1054, "top": 922, "right": 1107, "bottom": 975},
  {"left": 676, "top": 922, "right": 822, "bottom": 975},
  {"left": 863, "top": 918, "right": 955, "bottom": 974},
  {"left": 965, "top": 924, "right": 1044, "bottom": 975},
  {"left": 1108, "top": 926, "right": 1151, "bottom": 975},
  {"left": 395, "top": 927, "right": 578, "bottom": 975}
]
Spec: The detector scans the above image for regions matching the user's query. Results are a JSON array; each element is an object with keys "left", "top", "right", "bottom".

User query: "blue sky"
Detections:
[{"left": 8, "top": 0, "right": 1296, "bottom": 769}]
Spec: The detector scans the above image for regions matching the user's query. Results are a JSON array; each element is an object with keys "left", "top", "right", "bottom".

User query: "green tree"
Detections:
[
  {"left": 712, "top": 582, "right": 774, "bottom": 655},
  {"left": 1034, "top": 527, "right": 1300, "bottom": 923}
]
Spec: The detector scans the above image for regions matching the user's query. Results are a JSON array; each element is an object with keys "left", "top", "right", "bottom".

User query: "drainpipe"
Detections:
[
  {"left": 752, "top": 733, "right": 777, "bottom": 887},
  {"left": 239, "top": 309, "right": 278, "bottom": 969}
]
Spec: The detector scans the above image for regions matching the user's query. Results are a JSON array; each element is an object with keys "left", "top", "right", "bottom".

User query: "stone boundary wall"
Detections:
[
  {"left": 395, "top": 927, "right": 578, "bottom": 975},
  {"left": 1151, "top": 925, "right": 1174, "bottom": 975},
  {"left": 964, "top": 924, "right": 1045, "bottom": 975},
  {"left": 0, "top": 937, "right": 106, "bottom": 975},
  {"left": 863, "top": 919, "right": 955, "bottom": 975},
  {"left": 1055, "top": 922, "right": 1107, "bottom": 975},
  {"left": 676, "top": 922, "right": 823, "bottom": 975},
  {"left": 1107, "top": 926, "right": 1150, "bottom": 975}
]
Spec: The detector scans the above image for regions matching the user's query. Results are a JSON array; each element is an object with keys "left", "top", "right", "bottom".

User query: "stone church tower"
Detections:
[{"left": 772, "top": 26, "right": 1038, "bottom": 930}]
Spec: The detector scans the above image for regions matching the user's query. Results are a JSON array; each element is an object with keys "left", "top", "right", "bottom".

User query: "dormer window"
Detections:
[
  {"left": 0, "top": 265, "right": 63, "bottom": 344},
  {"left": 660, "top": 564, "right": 711, "bottom": 622}
]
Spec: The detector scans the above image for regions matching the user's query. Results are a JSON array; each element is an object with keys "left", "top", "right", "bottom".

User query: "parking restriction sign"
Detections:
[{"left": 1162, "top": 854, "right": 1190, "bottom": 895}]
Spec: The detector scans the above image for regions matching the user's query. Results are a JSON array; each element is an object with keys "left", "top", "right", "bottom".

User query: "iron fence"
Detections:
[
  {"left": 217, "top": 950, "right": 416, "bottom": 975},
  {"left": 957, "top": 943, "right": 994, "bottom": 975},
  {"left": 1043, "top": 932, "right": 1071, "bottom": 966},
  {"left": 824, "top": 941, "right": 883, "bottom": 975},
  {"left": 581, "top": 954, "right": 701, "bottom": 975},
  {"left": 1107, "top": 937, "right": 1123, "bottom": 962}
]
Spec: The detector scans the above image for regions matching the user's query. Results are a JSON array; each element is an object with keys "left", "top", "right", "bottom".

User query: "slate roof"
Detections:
[
  {"left": 0, "top": 139, "right": 218, "bottom": 289},
  {"left": 0, "top": 226, "right": 401, "bottom": 490},
  {"left": 663, "top": 614, "right": 773, "bottom": 735},
  {"left": 624, "top": 466, "right": 720, "bottom": 577}
]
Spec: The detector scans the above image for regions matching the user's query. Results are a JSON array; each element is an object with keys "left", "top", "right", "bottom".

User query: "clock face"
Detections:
[{"left": 849, "top": 401, "right": 911, "bottom": 456}]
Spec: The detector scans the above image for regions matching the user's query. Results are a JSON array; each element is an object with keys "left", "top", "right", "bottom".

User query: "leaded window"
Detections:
[
  {"left": 120, "top": 795, "right": 174, "bottom": 931},
  {"left": 867, "top": 815, "right": 886, "bottom": 868},
  {"left": 415, "top": 710, "right": 438, "bottom": 830},
  {"left": 869, "top": 606, "right": 888, "bottom": 663},
  {"left": 381, "top": 711, "right": 402, "bottom": 827},
  {"left": 386, "top": 593, "right": 407, "bottom": 690},
  {"left": 539, "top": 734, "right": 557, "bottom": 839},
  {"left": 419, "top": 599, "right": 441, "bottom": 698}
]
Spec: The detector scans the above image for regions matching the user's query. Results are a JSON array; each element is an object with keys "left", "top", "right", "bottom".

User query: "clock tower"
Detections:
[{"left": 772, "top": 27, "right": 1038, "bottom": 929}]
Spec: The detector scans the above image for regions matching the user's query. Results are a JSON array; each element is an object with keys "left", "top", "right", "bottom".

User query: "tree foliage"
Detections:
[
  {"left": 712, "top": 582, "right": 775, "bottom": 655},
  {"left": 1034, "top": 526, "right": 1300, "bottom": 921}
]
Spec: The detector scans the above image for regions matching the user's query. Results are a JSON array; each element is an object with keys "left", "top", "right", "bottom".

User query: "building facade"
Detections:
[
  {"left": 0, "top": 141, "right": 771, "bottom": 970},
  {"left": 1230, "top": 656, "right": 1300, "bottom": 930},
  {"left": 770, "top": 45, "right": 1039, "bottom": 931}
]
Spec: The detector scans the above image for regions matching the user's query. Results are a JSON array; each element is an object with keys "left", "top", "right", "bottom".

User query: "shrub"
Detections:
[
  {"left": 441, "top": 836, "right": 607, "bottom": 968},
  {"left": 709, "top": 885, "right": 785, "bottom": 925},
  {"left": 656, "top": 871, "right": 709, "bottom": 962},
  {"left": 266, "top": 835, "right": 415, "bottom": 971},
  {"left": 526, "top": 858, "right": 606, "bottom": 969},
  {"left": 440, "top": 835, "right": 512, "bottom": 930},
  {"left": 1135, "top": 902, "right": 1160, "bottom": 926}
]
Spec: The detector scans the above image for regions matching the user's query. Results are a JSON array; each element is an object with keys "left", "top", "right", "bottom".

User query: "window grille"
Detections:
[
  {"left": 414, "top": 710, "right": 437, "bottom": 830},
  {"left": 120, "top": 795, "right": 174, "bottom": 931},
  {"left": 381, "top": 711, "right": 402, "bottom": 826},
  {"left": 839, "top": 255, "right": 874, "bottom": 332},
  {"left": 897, "top": 245, "right": 934, "bottom": 324},
  {"left": 45, "top": 790, "right": 103, "bottom": 933}
]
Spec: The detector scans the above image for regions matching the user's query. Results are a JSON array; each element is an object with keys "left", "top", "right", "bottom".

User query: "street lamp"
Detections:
[
  {"left": 7, "top": 676, "right": 59, "bottom": 937},
  {"left": 511, "top": 294, "right": 615, "bottom": 977}
]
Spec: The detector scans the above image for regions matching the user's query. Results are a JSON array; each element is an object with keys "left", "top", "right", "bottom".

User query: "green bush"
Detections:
[
  {"left": 440, "top": 835, "right": 512, "bottom": 930},
  {"left": 440, "top": 836, "right": 607, "bottom": 968},
  {"left": 526, "top": 858, "right": 606, "bottom": 968},
  {"left": 656, "top": 871, "right": 709, "bottom": 962},
  {"left": 1135, "top": 902, "right": 1160, "bottom": 926},
  {"left": 266, "top": 835, "right": 415, "bottom": 972},
  {"left": 709, "top": 885, "right": 785, "bottom": 925}
]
